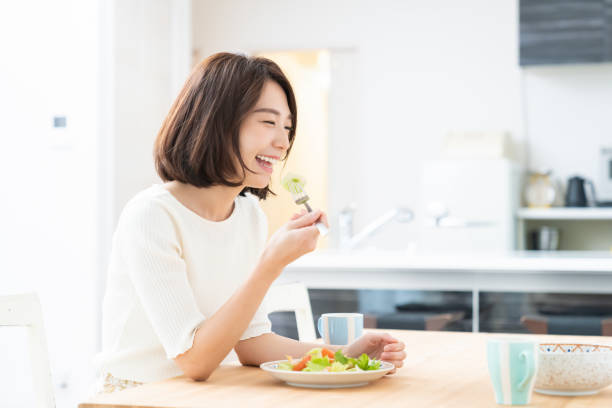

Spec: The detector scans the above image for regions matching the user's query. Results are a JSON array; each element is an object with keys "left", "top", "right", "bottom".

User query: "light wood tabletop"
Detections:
[{"left": 80, "top": 330, "right": 612, "bottom": 408}]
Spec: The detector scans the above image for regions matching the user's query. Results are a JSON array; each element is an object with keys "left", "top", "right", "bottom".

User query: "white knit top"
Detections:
[{"left": 94, "top": 184, "right": 272, "bottom": 383}]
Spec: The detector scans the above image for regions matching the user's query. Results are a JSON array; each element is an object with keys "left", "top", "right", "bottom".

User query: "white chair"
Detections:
[
  {"left": 266, "top": 282, "right": 316, "bottom": 342},
  {"left": 0, "top": 293, "right": 55, "bottom": 408}
]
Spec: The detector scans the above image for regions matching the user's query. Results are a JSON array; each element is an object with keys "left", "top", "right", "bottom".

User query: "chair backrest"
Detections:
[
  {"left": 266, "top": 282, "right": 316, "bottom": 342},
  {"left": 0, "top": 293, "right": 55, "bottom": 408}
]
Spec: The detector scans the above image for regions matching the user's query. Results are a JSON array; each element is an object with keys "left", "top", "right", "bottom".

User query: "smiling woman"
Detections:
[
  {"left": 94, "top": 52, "right": 404, "bottom": 395},
  {"left": 154, "top": 53, "right": 297, "bottom": 200}
]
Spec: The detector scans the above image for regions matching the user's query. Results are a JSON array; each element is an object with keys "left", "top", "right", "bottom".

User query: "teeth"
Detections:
[{"left": 256, "top": 155, "right": 278, "bottom": 165}]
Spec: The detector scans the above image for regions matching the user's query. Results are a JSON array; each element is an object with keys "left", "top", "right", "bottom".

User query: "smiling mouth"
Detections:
[{"left": 256, "top": 155, "right": 278, "bottom": 171}]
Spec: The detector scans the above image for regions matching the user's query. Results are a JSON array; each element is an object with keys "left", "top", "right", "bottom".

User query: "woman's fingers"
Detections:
[
  {"left": 381, "top": 351, "right": 406, "bottom": 362},
  {"left": 380, "top": 335, "right": 405, "bottom": 374},
  {"left": 288, "top": 209, "right": 322, "bottom": 229},
  {"left": 290, "top": 209, "right": 308, "bottom": 221},
  {"left": 319, "top": 211, "right": 329, "bottom": 227},
  {"left": 383, "top": 341, "right": 404, "bottom": 352},
  {"left": 287, "top": 208, "right": 329, "bottom": 231},
  {"left": 381, "top": 333, "right": 399, "bottom": 344}
]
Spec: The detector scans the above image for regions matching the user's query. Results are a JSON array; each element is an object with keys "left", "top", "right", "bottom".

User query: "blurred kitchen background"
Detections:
[{"left": 2, "top": 0, "right": 612, "bottom": 406}]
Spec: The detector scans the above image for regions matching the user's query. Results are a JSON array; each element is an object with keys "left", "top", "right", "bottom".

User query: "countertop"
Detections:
[{"left": 286, "top": 250, "right": 612, "bottom": 273}]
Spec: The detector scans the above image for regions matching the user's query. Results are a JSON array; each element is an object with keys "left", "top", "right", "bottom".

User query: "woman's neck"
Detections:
[{"left": 164, "top": 181, "right": 242, "bottom": 222}]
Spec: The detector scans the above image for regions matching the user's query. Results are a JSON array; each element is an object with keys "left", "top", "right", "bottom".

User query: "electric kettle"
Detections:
[
  {"left": 565, "top": 176, "right": 588, "bottom": 207},
  {"left": 565, "top": 176, "right": 612, "bottom": 207}
]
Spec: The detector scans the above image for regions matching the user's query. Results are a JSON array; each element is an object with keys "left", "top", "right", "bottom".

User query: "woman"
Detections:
[{"left": 95, "top": 52, "right": 406, "bottom": 392}]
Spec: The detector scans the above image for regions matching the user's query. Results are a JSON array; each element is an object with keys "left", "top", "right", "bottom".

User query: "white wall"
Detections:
[
  {"left": 109, "top": 0, "right": 191, "bottom": 224},
  {"left": 0, "top": 1, "right": 190, "bottom": 406},
  {"left": 192, "top": 0, "right": 524, "bottom": 248},
  {"left": 522, "top": 63, "right": 612, "bottom": 195},
  {"left": 0, "top": 1, "right": 99, "bottom": 406},
  {"left": 112, "top": 0, "right": 172, "bottom": 222},
  {"left": 192, "top": 1, "right": 612, "bottom": 250}
]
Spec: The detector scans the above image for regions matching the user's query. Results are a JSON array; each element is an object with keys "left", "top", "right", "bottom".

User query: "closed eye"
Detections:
[{"left": 262, "top": 120, "right": 293, "bottom": 132}]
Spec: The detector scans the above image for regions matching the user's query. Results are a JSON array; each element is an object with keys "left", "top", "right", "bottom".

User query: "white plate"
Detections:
[{"left": 260, "top": 360, "right": 394, "bottom": 388}]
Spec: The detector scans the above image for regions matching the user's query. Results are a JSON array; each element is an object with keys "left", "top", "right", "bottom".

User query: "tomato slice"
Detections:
[{"left": 292, "top": 355, "right": 311, "bottom": 371}]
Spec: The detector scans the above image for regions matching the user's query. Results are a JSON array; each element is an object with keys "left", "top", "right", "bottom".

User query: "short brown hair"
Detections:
[{"left": 154, "top": 52, "right": 297, "bottom": 200}]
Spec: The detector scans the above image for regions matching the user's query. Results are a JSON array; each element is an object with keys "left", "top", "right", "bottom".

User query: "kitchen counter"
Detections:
[
  {"left": 286, "top": 250, "right": 612, "bottom": 272},
  {"left": 278, "top": 250, "right": 612, "bottom": 332}
]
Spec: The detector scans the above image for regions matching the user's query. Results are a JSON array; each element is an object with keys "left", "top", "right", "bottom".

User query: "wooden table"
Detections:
[{"left": 80, "top": 330, "right": 612, "bottom": 408}]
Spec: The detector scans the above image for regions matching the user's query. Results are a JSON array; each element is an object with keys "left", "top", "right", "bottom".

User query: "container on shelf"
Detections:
[{"left": 524, "top": 169, "right": 556, "bottom": 208}]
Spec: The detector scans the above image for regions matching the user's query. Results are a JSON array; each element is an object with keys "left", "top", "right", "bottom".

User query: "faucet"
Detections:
[
  {"left": 425, "top": 201, "right": 496, "bottom": 228},
  {"left": 338, "top": 204, "right": 414, "bottom": 250}
]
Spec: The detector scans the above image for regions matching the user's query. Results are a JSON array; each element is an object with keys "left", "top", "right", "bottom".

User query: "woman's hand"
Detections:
[
  {"left": 344, "top": 332, "right": 406, "bottom": 374},
  {"left": 260, "top": 209, "right": 328, "bottom": 275}
]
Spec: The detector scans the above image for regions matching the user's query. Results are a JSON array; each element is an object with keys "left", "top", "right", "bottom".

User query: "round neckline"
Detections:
[{"left": 155, "top": 184, "right": 241, "bottom": 225}]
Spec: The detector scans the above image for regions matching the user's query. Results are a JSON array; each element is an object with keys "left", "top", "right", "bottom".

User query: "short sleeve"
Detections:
[{"left": 118, "top": 200, "right": 206, "bottom": 359}]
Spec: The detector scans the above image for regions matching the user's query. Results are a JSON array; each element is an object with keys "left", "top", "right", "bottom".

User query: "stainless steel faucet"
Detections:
[
  {"left": 425, "top": 201, "right": 496, "bottom": 228},
  {"left": 338, "top": 204, "right": 414, "bottom": 250}
]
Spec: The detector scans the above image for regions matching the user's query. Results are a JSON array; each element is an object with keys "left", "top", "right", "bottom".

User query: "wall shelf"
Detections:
[{"left": 517, "top": 208, "right": 612, "bottom": 221}]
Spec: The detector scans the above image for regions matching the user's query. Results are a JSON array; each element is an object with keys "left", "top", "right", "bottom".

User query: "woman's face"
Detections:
[{"left": 238, "top": 80, "right": 293, "bottom": 189}]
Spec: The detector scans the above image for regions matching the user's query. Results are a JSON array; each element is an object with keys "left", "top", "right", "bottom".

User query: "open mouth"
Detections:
[{"left": 256, "top": 155, "right": 278, "bottom": 173}]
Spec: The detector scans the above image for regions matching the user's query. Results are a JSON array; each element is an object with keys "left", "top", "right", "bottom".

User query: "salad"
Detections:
[{"left": 277, "top": 348, "right": 382, "bottom": 372}]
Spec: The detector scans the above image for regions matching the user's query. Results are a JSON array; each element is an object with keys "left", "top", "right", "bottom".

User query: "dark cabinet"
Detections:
[{"left": 520, "top": 0, "right": 612, "bottom": 66}]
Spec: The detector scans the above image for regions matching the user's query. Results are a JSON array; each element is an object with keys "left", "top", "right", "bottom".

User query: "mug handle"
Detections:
[
  {"left": 317, "top": 317, "right": 323, "bottom": 338},
  {"left": 518, "top": 350, "right": 535, "bottom": 391}
]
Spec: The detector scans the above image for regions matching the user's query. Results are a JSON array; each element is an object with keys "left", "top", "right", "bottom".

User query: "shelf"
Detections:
[{"left": 517, "top": 208, "right": 612, "bottom": 220}]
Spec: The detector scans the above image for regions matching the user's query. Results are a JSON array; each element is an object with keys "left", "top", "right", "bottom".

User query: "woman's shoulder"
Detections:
[
  {"left": 238, "top": 192, "right": 266, "bottom": 218},
  {"left": 237, "top": 192, "right": 268, "bottom": 237},
  {"left": 118, "top": 184, "right": 177, "bottom": 228}
]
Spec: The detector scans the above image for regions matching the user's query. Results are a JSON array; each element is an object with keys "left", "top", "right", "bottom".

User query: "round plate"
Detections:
[{"left": 260, "top": 360, "right": 394, "bottom": 388}]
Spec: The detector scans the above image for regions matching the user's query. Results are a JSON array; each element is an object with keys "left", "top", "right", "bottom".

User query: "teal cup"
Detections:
[
  {"left": 317, "top": 313, "right": 363, "bottom": 345},
  {"left": 487, "top": 338, "right": 538, "bottom": 405}
]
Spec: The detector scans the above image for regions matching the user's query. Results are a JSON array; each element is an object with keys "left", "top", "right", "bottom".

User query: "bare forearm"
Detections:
[
  {"left": 235, "top": 333, "right": 344, "bottom": 366},
  {"left": 174, "top": 263, "right": 279, "bottom": 380}
]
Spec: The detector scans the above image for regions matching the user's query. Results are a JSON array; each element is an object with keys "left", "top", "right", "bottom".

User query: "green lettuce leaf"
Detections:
[
  {"left": 277, "top": 362, "right": 293, "bottom": 371},
  {"left": 305, "top": 356, "right": 331, "bottom": 372},
  {"left": 311, "top": 356, "right": 331, "bottom": 367},
  {"left": 367, "top": 360, "right": 382, "bottom": 370},
  {"left": 357, "top": 353, "right": 370, "bottom": 370},
  {"left": 347, "top": 357, "right": 358, "bottom": 368},
  {"left": 334, "top": 350, "right": 348, "bottom": 364},
  {"left": 307, "top": 348, "right": 323, "bottom": 359},
  {"left": 329, "top": 361, "right": 347, "bottom": 372}
]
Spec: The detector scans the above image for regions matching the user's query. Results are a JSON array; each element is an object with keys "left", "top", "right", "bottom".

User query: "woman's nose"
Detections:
[{"left": 274, "top": 128, "right": 290, "bottom": 151}]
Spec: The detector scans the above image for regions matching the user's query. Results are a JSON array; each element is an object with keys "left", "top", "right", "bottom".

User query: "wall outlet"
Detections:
[{"left": 48, "top": 115, "right": 72, "bottom": 150}]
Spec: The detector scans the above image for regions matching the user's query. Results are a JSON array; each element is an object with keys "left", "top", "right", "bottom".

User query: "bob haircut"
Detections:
[{"left": 153, "top": 52, "right": 297, "bottom": 200}]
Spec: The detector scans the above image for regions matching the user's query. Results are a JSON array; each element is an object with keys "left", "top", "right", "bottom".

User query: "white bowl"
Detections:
[{"left": 535, "top": 343, "right": 612, "bottom": 396}]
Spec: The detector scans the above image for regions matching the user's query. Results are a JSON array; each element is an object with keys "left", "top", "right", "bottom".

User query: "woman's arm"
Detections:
[
  {"left": 174, "top": 210, "right": 324, "bottom": 381},
  {"left": 173, "top": 261, "right": 279, "bottom": 380},
  {"left": 234, "top": 333, "right": 340, "bottom": 365},
  {"left": 234, "top": 332, "right": 407, "bottom": 373}
]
